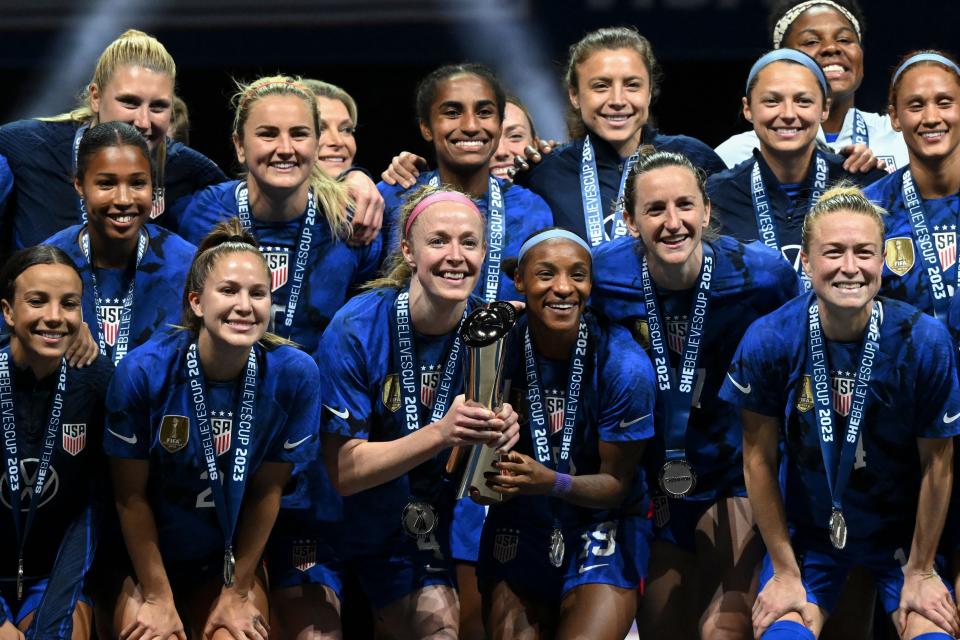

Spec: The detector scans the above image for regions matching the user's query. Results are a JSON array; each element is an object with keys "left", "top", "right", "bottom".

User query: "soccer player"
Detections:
[
  {"left": 722, "top": 184, "right": 960, "bottom": 640},
  {"left": 43, "top": 121, "right": 195, "bottom": 365},
  {"left": 105, "top": 219, "right": 320, "bottom": 640},
  {"left": 591, "top": 150, "right": 799, "bottom": 639},
  {"left": 715, "top": 0, "right": 909, "bottom": 172},
  {"left": 709, "top": 49, "right": 885, "bottom": 285},
  {"left": 175, "top": 75, "right": 381, "bottom": 354},
  {"left": 0, "top": 246, "right": 113, "bottom": 640},
  {"left": 479, "top": 228, "right": 655, "bottom": 640},
  {"left": 303, "top": 80, "right": 360, "bottom": 180},
  {"left": 317, "top": 185, "right": 519, "bottom": 638},
  {"left": 864, "top": 50, "right": 960, "bottom": 320}
]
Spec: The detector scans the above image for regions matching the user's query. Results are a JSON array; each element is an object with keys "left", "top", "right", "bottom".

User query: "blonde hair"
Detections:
[
  {"left": 801, "top": 182, "right": 886, "bottom": 251},
  {"left": 232, "top": 75, "right": 353, "bottom": 240},
  {"left": 302, "top": 79, "right": 358, "bottom": 126},
  {"left": 365, "top": 184, "right": 484, "bottom": 289}
]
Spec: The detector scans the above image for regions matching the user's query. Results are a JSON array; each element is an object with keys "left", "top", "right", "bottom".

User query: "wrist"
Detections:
[
  {"left": 337, "top": 165, "right": 371, "bottom": 181},
  {"left": 550, "top": 472, "right": 573, "bottom": 497}
]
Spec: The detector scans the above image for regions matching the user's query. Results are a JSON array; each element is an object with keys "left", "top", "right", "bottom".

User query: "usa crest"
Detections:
[
  {"left": 545, "top": 391, "right": 565, "bottom": 435},
  {"left": 934, "top": 225, "right": 957, "bottom": 271},
  {"left": 666, "top": 315, "right": 687, "bottom": 354},
  {"left": 292, "top": 539, "right": 317, "bottom": 572},
  {"left": 98, "top": 300, "right": 123, "bottom": 347},
  {"left": 62, "top": 423, "right": 86, "bottom": 456},
  {"left": 150, "top": 186, "right": 165, "bottom": 219},
  {"left": 159, "top": 415, "right": 189, "bottom": 454},
  {"left": 796, "top": 375, "right": 814, "bottom": 413},
  {"left": 493, "top": 528, "right": 519, "bottom": 563},
  {"left": 212, "top": 415, "right": 232, "bottom": 456},
  {"left": 262, "top": 247, "right": 290, "bottom": 292},
  {"left": 381, "top": 374, "right": 401, "bottom": 412},
  {"left": 653, "top": 495, "right": 670, "bottom": 528},
  {"left": 831, "top": 372, "right": 855, "bottom": 417},
  {"left": 884, "top": 237, "right": 915, "bottom": 276},
  {"left": 420, "top": 365, "right": 440, "bottom": 407}
]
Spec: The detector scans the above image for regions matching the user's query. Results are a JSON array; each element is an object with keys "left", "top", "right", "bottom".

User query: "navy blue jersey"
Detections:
[
  {"left": 521, "top": 128, "right": 726, "bottom": 243},
  {"left": 103, "top": 329, "right": 319, "bottom": 566},
  {"left": 864, "top": 166, "right": 960, "bottom": 316},
  {"left": 710, "top": 150, "right": 886, "bottom": 274},
  {"left": 495, "top": 313, "right": 654, "bottom": 529},
  {"left": 45, "top": 224, "right": 194, "bottom": 360},
  {"left": 591, "top": 235, "right": 799, "bottom": 500},
  {"left": 317, "top": 287, "right": 480, "bottom": 554},
  {"left": 0, "top": 119, "right": 226, "bottom": 249},
  {"left": 0, "top": 154, "right": 11, "bottom": 221},
  {"left": 0, "top": 356, "right": 113, "bottom": 580},
  {"left": 176, "top": 180, "right": 381, "bottom": 353},
  {"left": 721, "top": 295, "right": 960, "bottom": 546},
  {"left": 378, "top": 172, "right": 553, "bottom": 302}
]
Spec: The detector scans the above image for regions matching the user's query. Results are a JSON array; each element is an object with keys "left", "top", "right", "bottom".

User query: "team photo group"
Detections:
[{"left": 1, "top": 0, "right": 959, "bottom": 638}]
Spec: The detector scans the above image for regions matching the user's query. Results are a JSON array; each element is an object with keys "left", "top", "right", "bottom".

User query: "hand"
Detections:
[
  {"left": 895, "top": 568, "right": 960, "bottom": 637},
  {"left": 66, "top": 321, "right": 99, "bottom": 368},
  {"left": 486, "top": 451, "right": 554, "bottom": 496},
  {"left": 491, "top": 402, "right": 520, "bottom": 451},
  {"left": 120, "top": 596, "right": 186, "bottom": 640},
  {"left": 342, "top": 171, "right": 384, "bottom": 246},
  {"left": 751, "top": 572, "right": 813, "bottom": 637},
  {"left": 203, "top": 586, "right": 269, "bottom": 640},
  {"left": 838, "top": 142, "right": 886, "bottom": 174},
  {"left": 0, "top": 620, "right": 24, "bottom": 640},
  {"left": 380, "top": 152, "right": 428, "bottom": 189},
  {"left": 434, "top": 396, "right": 505, "bottom": 448},
  {"left": 507, "top": 140, "right": 558, "bottom": 180}
]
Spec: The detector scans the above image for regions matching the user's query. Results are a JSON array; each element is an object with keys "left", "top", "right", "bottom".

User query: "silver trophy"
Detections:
[{"left": 445, "top": 301, "right": 517, "bottom": 505}]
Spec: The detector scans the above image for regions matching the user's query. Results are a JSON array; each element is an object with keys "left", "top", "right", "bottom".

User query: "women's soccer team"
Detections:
[{"left": 1, "top": 1, "right": 960, "bottom": 638}]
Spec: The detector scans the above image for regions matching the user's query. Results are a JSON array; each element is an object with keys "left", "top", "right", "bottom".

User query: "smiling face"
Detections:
[
  {"left": 189, "top": 251, "right": 271, "bottom": 352},
  {"left": 89, "top": 65, "right": 173, "bottom": 151},
  {"left": 420, "top": 73, "right": 501, "bottom": 174},
  {"left": 402, "top": 202, "right": 485, "bottom": 305},
  {"left": 515, "top": 238, "right": 591, "bottom": 336},
  {"left": 784, "top": 5, "right": 864, "bottom": 102},
  {"left": 489, "top": 102, "right": 536, "bottom": 179},
  {"left": 801, "top": 211, "right": 883, "bottom": 316},
  {"left": 75, "top": 144, "right": 152, "bottom": 245},
  {"left": 2, "top": 264, "right": 82, "bottom": 368},
  {"left": 316, "top": 96, "right": 357, "bottom": 178},
  {"left": 744, "top": 61, "right": 829, "bottom": 159},
  {"left": 891, "top": 64, "right": 960, "bottom": 165},
  {"left": 569, "top": 47, "right": 651, "bottom": 156},
  {"left": 627, "top": 165, "right": 711, "bottom": 274},
  {"left": 234, "top": 94, "right": 318, "bottom": 198}
]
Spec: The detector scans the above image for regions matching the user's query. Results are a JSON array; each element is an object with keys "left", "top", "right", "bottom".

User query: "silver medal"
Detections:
[
  {"left": 223, "top": 547, "right": 236, "bottom": 587},
  {"left": 401, "top": 501, "right": 438, "bottom": 538},
  {"left": 659, "top": 459, "right": 697, "bottom": 498},
  {"left": 549, "top": 528, "right": 565, "bottom": 568},
  {"left": 829, "top": 509, "right": 847, "bottom": 550}
]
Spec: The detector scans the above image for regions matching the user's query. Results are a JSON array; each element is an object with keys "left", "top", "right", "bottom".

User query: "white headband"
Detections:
[{"left": 772, "top": 1, "right": 861, "bottom": 49}]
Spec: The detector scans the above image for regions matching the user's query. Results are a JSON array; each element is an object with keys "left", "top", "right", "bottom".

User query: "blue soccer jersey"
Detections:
[
  {"left": 103, "top": 329, "right": 319, "bottom": 567},
  {"left": 591, "top": 235, "right": 799, "bottom": 500},
  {"left": 0, "top": 119, "right": 226, "bottom": 249},
  {"left": 45, "top": 224, "right": 195, "bottom": 362},
  {"left": 176, "top": 180, "right": 381, "bottom": 354},
  {"left": 721, "top": 294, "right": 960, "bottom": 547},
  {"left": 378, "top": 171, "right": 553, "bottom": 302},
  {"left": 521, "top": 128, "right": 726, "bottom": 245},
  {"left": 865, "top": 166, "right": 960, "bottom": 318}
]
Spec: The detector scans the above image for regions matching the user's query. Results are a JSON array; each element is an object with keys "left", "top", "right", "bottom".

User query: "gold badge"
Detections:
[
  {"left": 795, "top": 376, "right": 814, "bottom": 413},
  {"left": 381, "top": 374, "right": 401, "bottom": 413},
  {"left": 159, "top": 415, "right": 189, "bottom": 453},
  {"left": 884, "top": 237, "right": 915, "bottom": 276},
  {"left": 632, "top": 319, "right": 651, "bottom": 350}
]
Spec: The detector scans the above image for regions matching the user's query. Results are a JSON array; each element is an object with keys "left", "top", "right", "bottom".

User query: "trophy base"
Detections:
[{"left": 456, "top": 444, "right": 503, "bottom": 505}]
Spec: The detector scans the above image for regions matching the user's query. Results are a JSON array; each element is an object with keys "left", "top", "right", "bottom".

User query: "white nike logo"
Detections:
[
  {"left": 324, "top": 405, "right": 350, "bottom": 420},
  {"left": 619, "top": 413, "right": 651, "bottom": 429},
  {"left": 107, "top": 428, "right": 137, "bottom": 445},
  {"left": 579, "top": 563, "right": 608, "bottom": 574},
  {"left": 283, "top": 435, "right": 313, "bottom": 450},
  {"left": 944, "top": 412, "right": 960, "bottom": 424},
  {"left": 726, "top": 373, "right": 751, "bottom": 395}
]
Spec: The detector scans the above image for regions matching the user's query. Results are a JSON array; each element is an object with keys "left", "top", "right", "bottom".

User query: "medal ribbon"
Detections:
[
  {"left": 901, "top": 170, "right": 954, "bottom": 319},
  {"left": 80, "top": 229, "right": 149, "bottom": 365},
  {"left": 640, "top": 243, "right": 714, "bottom": 462},
  {"left": 186, "top": 342, "right": 258, "bottom": 568},
  {"left": 805, "top": 296, "right": 881, "bottom": 522},
  {"left": 579, "top": 137, "right": 637, "bottom": 247},
  {"left": 235, "top": 182, "right": 317, "bottom": 331},
  {"left": 851, "top": 109, "right": 869, "bottom": 147},
  {"left": 392, "top": 289, "right": 467, "bottom": 432},
  {"left": 0, "top": 348, "right": 68, "bottom": 583}
]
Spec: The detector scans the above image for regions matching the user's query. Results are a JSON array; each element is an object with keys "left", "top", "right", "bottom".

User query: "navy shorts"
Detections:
[
  {"left": 266, "top": 510, "right": 344, "bottom": 599},
  {"left": 652, "top": 488, "right": 748, "bottom": 553},
  {"left": 0, "top": 578, "right": 92, "bottom": 628},
  {"left": 449, "top": 498, "right": 487, "bottom": 563}
]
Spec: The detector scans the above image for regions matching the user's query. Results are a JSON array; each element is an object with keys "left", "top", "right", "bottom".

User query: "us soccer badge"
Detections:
[
  {"left": 159, "top": 415, "right": 189, "bottom": 453},
  {"left": 884, "top": 237, "right": 915, "bottom": 276},
  {"left": 62, "top": 423, "right": 87, "bottom": 456}
]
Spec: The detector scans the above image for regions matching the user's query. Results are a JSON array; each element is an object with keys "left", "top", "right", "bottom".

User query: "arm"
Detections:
[{"left": 341, "top": 170, "right": 384, "bottom": 246}]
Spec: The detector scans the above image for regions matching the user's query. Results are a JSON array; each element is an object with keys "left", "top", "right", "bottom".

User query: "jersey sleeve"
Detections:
[
  {"left": 0, "top": 154, "right": 12, "bottom": 226},
  {"left": 719, "top": 317, "right": 789, "bottom": 417},
  {"left": 175, "top": 183, "right": 232, "bottom": 245},
  {"left": 264, "top": 350, "right": 321, "bottom": 463},
  {"left": 316, "top": 313, "right": 375, "bottom": 440},
  {"left": 597, "top": 324, "right": 655, "bottom": 442},
  {"left": 911, "top": 318, "right": 960, "bottom": 439},
  {"left": 103, "top": 356, "right": 153, "bottom": 458}
]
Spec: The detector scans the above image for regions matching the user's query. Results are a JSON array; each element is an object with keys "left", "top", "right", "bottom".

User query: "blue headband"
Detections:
[
  {"left": 746, "top": 49, "right": 829, "bottom": 98},
  {"left": 517, "top": 229, "right": 592, "bottom": 263},
  {"left": 892, "top": 53, "right": 960, "bottom": 88}
]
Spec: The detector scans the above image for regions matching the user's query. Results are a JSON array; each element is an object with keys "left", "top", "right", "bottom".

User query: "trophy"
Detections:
[{"left": 445, "top": 301, "right": 517, "bottom": 505}]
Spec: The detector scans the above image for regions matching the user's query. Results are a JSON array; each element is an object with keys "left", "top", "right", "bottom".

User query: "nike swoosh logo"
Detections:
[
  {"left": 726, "top": 373, "right": 751, "bottom": 395},
  {"left": 579, "top": 563, "right": 608, "bottom": 574},
  {"left": 283, "top": 435, "right": 313, "bottom": 450},
  {"left": 619, "top": 413, "right": 651, "bottom": 429},
  {"left": 107, "top": 428, "right": 137, "bottom": 445},
  {"left": 945, "top": 412, "right": 960, "bottom": 424},
  {"left": 324, "top": 405, "right": 350, "bottom": 420}
]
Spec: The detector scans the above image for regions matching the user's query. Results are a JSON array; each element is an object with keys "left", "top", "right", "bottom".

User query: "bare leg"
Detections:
[
  {"left": 637, "top": 539, "right": 699, "bottom": 640},
  {"left": 17, "top": 601, "right": 93, "bottom": 640},
  {"left": 483, "top": 580, "right": 549, "bottom": 640},
  {"left": 271, "top": 583, "right": 343, "bottom": 640},
  {"left": 557, "top": 583, "right": 636, "bottom": 640},
  {"left": 819, "top": 567, "right": 876, "bottom": 640},
  {"left": 456, "top": 563, "right": 485, "bottom": 640},
  {"left": 377, "top": 584, "right": 459, "bottom": 640}
]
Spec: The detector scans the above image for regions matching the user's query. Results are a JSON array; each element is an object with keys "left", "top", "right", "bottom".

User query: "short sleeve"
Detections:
[
  {"left": 719, "top": 318, "right": 790, "bottom": 417},
  {"left": 265, "top": 350, "right": 321, "bottom": 463},
  {"left": 317, "top": 315, "right": 375, "bottom": 440},
  {"left": 103, "top": 357, "right": 153, "bottom": 458},
  {"left": 596, "top": 324, "right": 655, "bottom": 442},
  {"left": 911, "top": 318, "right": 960, "bottom": 439}
]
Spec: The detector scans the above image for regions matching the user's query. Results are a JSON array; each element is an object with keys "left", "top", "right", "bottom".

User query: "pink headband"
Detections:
[{"left": 404, "top": 192, "right": 484, "bottom": 238}]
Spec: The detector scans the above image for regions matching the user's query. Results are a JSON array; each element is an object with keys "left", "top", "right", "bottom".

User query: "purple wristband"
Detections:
[{"left": 551, "top": 472, "right": 573, "bottom": 497}]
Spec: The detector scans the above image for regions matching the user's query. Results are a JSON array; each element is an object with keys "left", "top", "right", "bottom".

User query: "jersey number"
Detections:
[
  {"left": 579, "top": 521, "right": 617, "bottom": 560},
  {"left": 196, "top": 470, "right": 222, "bottom": 509}
]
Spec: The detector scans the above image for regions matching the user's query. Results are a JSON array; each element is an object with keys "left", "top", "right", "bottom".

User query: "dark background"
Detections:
[{"left": 1, "top": 0, "right": 958, "bottom": 177}]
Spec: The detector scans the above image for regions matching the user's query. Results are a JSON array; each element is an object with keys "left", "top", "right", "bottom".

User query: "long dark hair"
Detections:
[{"left": 0, "top": 245, "right": 83, "bottom": 302}]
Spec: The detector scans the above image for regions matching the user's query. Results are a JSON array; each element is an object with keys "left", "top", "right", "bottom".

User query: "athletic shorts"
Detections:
[
  {"left": 266, "top": 509, "right": 344, "bottom": 599},
  {"left": 0, "top": 578, "right": 92, "bottom": 627},
  {"left": 651, "top": 488, "right": 748, "bottom": 553},
  {"left": 449, "top": 498, "right": 487, "bottom": 563}
]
